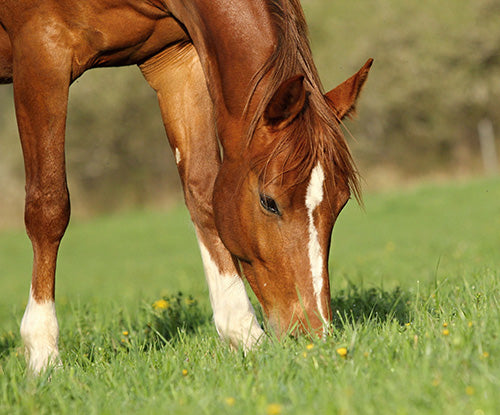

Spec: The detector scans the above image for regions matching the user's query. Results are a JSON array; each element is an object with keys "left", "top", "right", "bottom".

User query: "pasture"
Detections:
[{"left": 1, "top": 177, "right": 499, "bottom": 414}]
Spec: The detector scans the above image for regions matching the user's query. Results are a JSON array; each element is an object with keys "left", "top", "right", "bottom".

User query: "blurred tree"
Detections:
[
  {"left": 65, "top": 67, "right": 181, "bottom": 213},
  {"left": 306, "top": 0, "right": 500, "bottom": 184}
]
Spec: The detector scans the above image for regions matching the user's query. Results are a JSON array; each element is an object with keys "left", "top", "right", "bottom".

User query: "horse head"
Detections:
[{"left": 213, "top": 59, "right": 373, "bottom": 337}]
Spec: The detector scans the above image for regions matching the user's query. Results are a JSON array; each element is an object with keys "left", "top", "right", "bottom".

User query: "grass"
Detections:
[{"left": 0, "top": 177, "right": 499, "bottom": 414}]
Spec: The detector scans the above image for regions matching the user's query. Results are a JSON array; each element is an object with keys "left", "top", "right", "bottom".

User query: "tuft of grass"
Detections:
[{"left": 145, "top": 292, "right": 207, "bottom": 348}]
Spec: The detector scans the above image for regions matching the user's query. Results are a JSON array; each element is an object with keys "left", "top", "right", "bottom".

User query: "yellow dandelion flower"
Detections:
[
  {"left": 385, "top": 241, "right": 395, "bottom": 252},
  {"left": 336, "top": 347, "right": 348, "bottom": 357},
  {"left": 185, "top": 298, "right": 195, "bottom": 305},
  {"left": 224, "top": 397, "right": 235, "bottom": 407},
  {"left": 482, "top": 351, "right": 489, "bottom": 358},
  {"left": 122, "top": 331, "right": 129, "bottom": 336},
  {"left": 266, "top": 403, "right": 282, "bottom": 415},
  {"left": 442, "top": 322, "right": 448, "bottom": 328},
  {"left": 442, "top": 329, "right": 450, "bottom": 336},
  {"left": 465, "top": 386, "right": 475, "bottom": 396},
  {"left": 468, "top": 321, "right": 473, "bottom": 328},
  {"left": 153, "top": 299, "right": 170, "bottom": 310},
  {"left": 302, "top": 352, "right": 308, "bottom": 358},
  {"left": 182, "top": 369, "right": 188, "bottom": 377},
  {"left": 306, "top": 343, "right": 314, "bottom": 350}
]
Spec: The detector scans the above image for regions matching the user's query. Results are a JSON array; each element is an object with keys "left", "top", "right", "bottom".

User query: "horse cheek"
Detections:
[{"left": 212, "top": 166, "right": 247, "bottom": 259}]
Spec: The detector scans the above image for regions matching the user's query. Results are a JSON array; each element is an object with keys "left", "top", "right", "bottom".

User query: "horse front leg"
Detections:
[
  {"left": 11, "top": 29, "right": 72, "bottom": 374},
  {"left": 140, "top": 43, "right": 264, "bottom": 350}
]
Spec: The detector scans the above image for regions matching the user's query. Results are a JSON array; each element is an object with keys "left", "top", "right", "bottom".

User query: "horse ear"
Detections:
[
  {"left": 264, "top": 75, "right": 306, "bottom": 129},
  {"left": 325, "top": 58, "right": 373, "bottom": 120}
]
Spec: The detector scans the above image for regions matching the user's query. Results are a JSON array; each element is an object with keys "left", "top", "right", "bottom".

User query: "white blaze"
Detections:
[
  {"left": 197, "top": 238, "right": 264, "bottom": 350},
  {"left": 305, "top": 163, "right": 327, "bottom": 323},
  {"left": 20, "top": 286, "right": 60, "bottom": 374}
]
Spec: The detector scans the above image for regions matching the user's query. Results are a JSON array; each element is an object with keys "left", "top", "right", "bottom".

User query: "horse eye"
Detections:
[{"left": 260, "top": 194, "right": 281, "bottom": 216}]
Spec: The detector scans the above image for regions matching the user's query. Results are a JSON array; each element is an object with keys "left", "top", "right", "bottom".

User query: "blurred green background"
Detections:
[{"left": 1, "top": 0, "right": 499, "bottom": 227}]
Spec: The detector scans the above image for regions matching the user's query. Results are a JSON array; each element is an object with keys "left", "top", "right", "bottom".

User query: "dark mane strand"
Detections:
[{"left": 245, "top": 0, "right": 361, "bottom": 202}]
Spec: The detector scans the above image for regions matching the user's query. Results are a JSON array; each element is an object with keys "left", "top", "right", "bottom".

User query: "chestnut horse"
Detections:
[{"left": 0, "top": 0, "right": 372, "bottom": 373}]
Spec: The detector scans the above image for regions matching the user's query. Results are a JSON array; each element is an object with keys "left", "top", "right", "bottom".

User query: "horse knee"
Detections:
[
  {"left": 183, "top": 178, "right": 216, "bottom": 230},
  {"left": 24, "top": 186, "right": 70, "bottom": 244}
]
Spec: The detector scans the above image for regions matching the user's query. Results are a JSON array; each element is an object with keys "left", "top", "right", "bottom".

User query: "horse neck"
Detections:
[{"left": 168, "top": 0, "right": 277, "bottom": 148}]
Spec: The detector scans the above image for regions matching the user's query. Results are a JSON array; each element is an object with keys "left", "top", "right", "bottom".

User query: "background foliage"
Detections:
[
  {"left": 1, "top": 0, "right": 499, "bottom": 226},
  {"left": 308, "top": 0, "right": 500, "bottom": 180}
]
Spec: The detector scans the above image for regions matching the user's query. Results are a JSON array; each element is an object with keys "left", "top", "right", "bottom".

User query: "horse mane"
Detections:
[{"left": 245, "top": 0, "right": 361, "bottom": 202}]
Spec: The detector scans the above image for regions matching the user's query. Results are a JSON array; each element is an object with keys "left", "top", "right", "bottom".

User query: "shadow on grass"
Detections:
[
  {"left": 0, "top": 331, "right": 17, "bottom": 360},
  {"left": 145, "top": 286, "right": 412, "bottom": 348},
  {"left": 1, "top": 287, "right": 412, "bottom": 364},
  {"left": 330, "top": 284, "right": 411, "bottom": 328}
]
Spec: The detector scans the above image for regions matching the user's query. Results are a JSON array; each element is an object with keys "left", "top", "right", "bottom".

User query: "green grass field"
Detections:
[{"left": 0, "top": 178, "right": 499, "bottom": 414}]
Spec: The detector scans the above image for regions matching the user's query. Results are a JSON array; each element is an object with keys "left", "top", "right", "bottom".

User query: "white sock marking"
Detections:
[
  {"left": 197, "top": 239, "right": 263, "bottom": 350},
  {"left": 175, "top": 148, "right": 182, "bottom": 164},
  {"left": 305, "top": 163, "right": 327, "bottom": 323},
  {"left": 20, "top": 287, "right": 60, "bottom": 374}
]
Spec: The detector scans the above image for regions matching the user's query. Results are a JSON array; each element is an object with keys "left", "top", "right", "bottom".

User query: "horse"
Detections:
[{"left": 0, "top": 0, "right": 372, "bottom": 374}]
